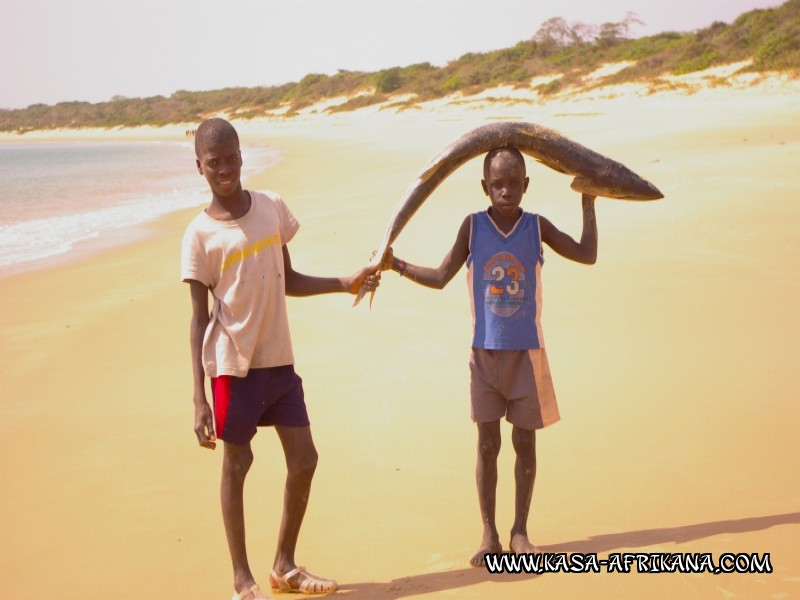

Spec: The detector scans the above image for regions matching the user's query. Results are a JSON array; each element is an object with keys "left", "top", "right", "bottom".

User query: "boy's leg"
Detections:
[
  {"left": 471, "top": 419, "right": 503, "bottom": 567},
  {"left": 221, "top": 441, "right": 258, "bottom": 593},
  {"left": 272, "top": 425, "right": 319, "bottom": 578},
  {"left": 509, "top": 425, "right": 540, "bottom": 554}
]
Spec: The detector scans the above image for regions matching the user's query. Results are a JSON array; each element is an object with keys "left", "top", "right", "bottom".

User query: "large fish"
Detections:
[{"left": 354, "top": 120, "right": 663, "bottom": 306}]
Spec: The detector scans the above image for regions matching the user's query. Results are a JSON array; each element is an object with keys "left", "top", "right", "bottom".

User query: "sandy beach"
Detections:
[{"left": 1, "top": 70, "right": 799, "bottom": 599}]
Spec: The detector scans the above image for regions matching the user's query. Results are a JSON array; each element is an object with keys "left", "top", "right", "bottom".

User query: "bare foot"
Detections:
[
  {"left": 470, "top": 533, "right": 503, "bottom": 567},
  {"left": 509, "top": 532, "right": 541, "bottom": 555},
  {"left": 233, "top": 583, "right": 269, "bottom": 600}
]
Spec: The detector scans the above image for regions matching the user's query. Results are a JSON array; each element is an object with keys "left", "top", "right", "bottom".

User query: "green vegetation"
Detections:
[{"left": 2, "top": 0, "right": 798, "bottom": 133}]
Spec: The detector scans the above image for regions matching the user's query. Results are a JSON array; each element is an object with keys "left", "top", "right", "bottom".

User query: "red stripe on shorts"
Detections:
[{"left": 213, "top": 375, "right": 232, "bottom": 438}]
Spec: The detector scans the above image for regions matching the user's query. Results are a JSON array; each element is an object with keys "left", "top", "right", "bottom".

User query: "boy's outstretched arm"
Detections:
[
  {"left": 283, "top": 245, "right": 381, "bottom": 297},
  {"left": 188, "top": 279, "right": 216, "bottom": 450},
  {"left": 389, "top": 216, "right": 471, "bottom": 289},
  {"left": 540, "top": 193, "right": 597, "bottom": 265}
]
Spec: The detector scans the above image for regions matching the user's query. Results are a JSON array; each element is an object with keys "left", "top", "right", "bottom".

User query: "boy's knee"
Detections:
[
  {"left": 224, "top": 444, "right": 254, "bottom": 477},
  {"left": 478, "top": 436, "right": 501, "bottom": 459},
  {"left": 511, "top": 427, "right": 536, "bottom": 455},
  {"left": 289, "top": 447, "right": 318, "bottom": 478},
  {"left": 476, "top": 422, "right": 502, "bottom": 459}
]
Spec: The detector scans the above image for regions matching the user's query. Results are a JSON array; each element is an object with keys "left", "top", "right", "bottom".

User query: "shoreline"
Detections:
[
  {"left": 4, "top": 67, "right": 798, "bottom": 282},
  {"left": 0, "top": 138, "right": 279, "bottom": 280}
]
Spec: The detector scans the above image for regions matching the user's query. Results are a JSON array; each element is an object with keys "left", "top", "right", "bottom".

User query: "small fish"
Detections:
[{"left": 355, "top": 121, "right": 663, "bottom": 306}]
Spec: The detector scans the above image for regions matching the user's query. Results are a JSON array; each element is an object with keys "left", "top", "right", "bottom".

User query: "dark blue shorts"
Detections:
[{"left": 211, "top": 365, "right": 310, "bottom": 445}]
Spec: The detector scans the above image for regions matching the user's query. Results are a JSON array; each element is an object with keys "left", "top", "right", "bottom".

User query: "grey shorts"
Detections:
[{"left": 469, "top": 347, "right": 560, "bottom": 430}]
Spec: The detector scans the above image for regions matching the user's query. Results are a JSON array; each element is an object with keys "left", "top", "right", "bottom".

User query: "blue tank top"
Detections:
[{"left": 466, "top": 210, "right": 545, "bottom": 349}]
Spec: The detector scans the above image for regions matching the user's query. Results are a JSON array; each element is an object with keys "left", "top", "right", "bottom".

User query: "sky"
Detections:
[{"left": 0, "top": 0, "right": 786, "bottom": 110}]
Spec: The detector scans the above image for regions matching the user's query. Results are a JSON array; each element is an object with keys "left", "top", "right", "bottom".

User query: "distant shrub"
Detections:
[
  {"left": 754, "top": 28, "right": 800, "bottom": 68},
  {"left": 672, "top": 39, "right": 720, "bottom": 75},
  {"left": 545, "top": 48, "right": 576, "bottom": 67},
  {"left": 297, "top": 73, "right": 329, "bottom": 89},
  {"left": 374, "top": 68, "right": 402, "bottom": 94},
  {"left": 327, "top": 95, "right": 384, "bottom": 113},
  {"left": 673, "top": 51, "right": 719, "bottom": 74},
  {"left": 537, "top": 78, "right": 563, "bottom": 95},
  {"left": 509, "top": 67, "right": 530, "bottom": 82},
  {"left": 442, "top": 75, "right": 462, "bottom": 92},
  {"left": 619, "top": 32, "right": 687, "bottom": 60},
  {"left": 467, "top": 69, "right": 491, "bottom": 86}
]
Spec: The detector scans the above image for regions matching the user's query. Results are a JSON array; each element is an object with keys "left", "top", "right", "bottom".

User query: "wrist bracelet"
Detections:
[{"left": 397, "top": 259, "right": 407, "bottom": 277}]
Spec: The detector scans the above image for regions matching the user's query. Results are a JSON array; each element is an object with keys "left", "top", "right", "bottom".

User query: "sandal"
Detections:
[
  {"left": 232, "top": 583, "right": 270, "bottom": 600},
  {"left": 269, "top": 566, "right": 337, "bottom": 594}
]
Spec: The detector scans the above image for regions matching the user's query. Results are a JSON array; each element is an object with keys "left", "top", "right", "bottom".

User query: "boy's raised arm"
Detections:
[{"left": 540, "top": 193, "right": 597, "bottom": 265}]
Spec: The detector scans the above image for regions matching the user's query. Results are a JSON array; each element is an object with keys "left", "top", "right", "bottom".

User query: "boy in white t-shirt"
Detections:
[{"left": 181, "top": 118, "right": 381, "bottom": 600}]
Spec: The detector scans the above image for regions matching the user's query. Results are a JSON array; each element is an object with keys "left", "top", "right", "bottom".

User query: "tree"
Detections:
[
  {"left": 535, "top": 17, "right": 574, "bottom": 49},
  {"left": 599, "top": 22, "right": 625, "bottom": 45},
  {"left": 622, "top": 11, "right": 645, "bottom": 39},
  {"left": 572, "top": 22, "right": 599, "bottom": 45}
]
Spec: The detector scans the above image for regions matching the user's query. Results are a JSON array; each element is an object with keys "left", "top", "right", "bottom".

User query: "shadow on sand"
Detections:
[{"left": 333, "top": 511, "right": 799, "bottom": 598}]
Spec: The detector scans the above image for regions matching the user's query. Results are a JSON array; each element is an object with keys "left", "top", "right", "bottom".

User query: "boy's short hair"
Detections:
[
  {"left": 195, "top": 118, "right": 239, "bottom": 157},
  {"left": 483, "top": 147, "right": 526, "bottom": 179}
]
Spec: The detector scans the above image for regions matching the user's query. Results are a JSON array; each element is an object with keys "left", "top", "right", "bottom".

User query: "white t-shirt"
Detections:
[{"left": 181, "top": 190, "right": 300, "bottom": 377}]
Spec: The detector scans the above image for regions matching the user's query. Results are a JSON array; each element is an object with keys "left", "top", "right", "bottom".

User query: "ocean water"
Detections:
[{"left": 0, "top": 140, "right": 278, "bottom": 273}]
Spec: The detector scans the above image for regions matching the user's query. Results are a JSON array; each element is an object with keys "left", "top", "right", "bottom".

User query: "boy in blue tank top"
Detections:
[{"left": 389, "top": 147, "right": 597, "bottom": 566}]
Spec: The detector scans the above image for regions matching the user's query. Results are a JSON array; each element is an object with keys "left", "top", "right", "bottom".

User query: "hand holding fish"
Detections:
[
  {"left": 352, "top": 248, "right": 393, "bottom": 306},
  {"left": 348, "top": 264, "right": 383, "bottom": 296}
]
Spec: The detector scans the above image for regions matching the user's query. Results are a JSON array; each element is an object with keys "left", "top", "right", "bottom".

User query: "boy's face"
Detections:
[
  {"left": 196, "top": 134, "right": 242, "bottom": 198},
  {"left": 481, "top": 151, "right": 529, "bottom": 219}
]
